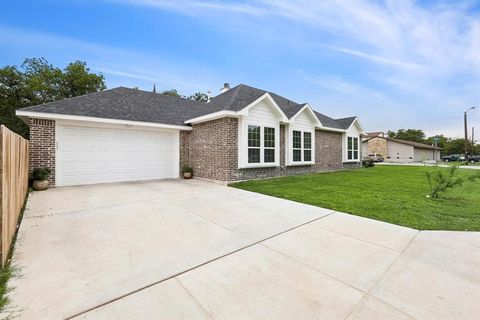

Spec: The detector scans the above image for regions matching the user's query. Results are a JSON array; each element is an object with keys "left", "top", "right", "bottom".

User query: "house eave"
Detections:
[
  {"left": 15, "top": 111, "right": 193, "bottom": 131},
  {"left": 184, "top": 110, "right": 239, "bottom": 124}
]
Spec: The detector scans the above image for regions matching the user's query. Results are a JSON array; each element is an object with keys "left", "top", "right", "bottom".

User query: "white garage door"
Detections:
[{"left": 56, "top": 124, "right": 179, "bottom": 186}]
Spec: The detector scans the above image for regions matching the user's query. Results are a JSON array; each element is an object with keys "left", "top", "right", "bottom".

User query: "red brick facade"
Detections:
[
  {"left": 180, "top": 117, "right": 348, "bottom": 182},
  {"left": 29, "top": 118, "right": 56, "bottom": 184},
  {"left": 180, "top": 117, "right": 238, "bottom": 181},
  {"left": 29, "top": 116, "right": 355, "bottom": 185}
]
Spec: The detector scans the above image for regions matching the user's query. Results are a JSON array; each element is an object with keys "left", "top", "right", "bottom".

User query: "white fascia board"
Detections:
[
  {"left": 315, "top": 126, "right": 346, "bottom": 133},
  {"left": 291, "top": 104, "right": 322, "bottom": 127},
  {"left": 16, "top": 110, "right": 193, "bottom": 131},
  {"left": 237, "top": 93, "right": 289, "bottom": 122},
  {"left": 348, "top": 117, "right": 366, "bottom": 135},
  {"left": 184, "top": 110, "right": 238, "bottom": 124}
]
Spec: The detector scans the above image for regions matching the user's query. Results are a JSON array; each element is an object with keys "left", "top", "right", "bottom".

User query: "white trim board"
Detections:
[{"left": 16, "top": 111, "right": 192, "bottom": 131}]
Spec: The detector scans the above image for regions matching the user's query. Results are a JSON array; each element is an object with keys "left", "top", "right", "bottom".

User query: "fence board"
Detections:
[{"left": 0, "top": 125, "right": 29, "bottom": 267}]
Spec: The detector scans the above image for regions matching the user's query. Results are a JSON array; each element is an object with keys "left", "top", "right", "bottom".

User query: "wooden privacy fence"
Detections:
[{"left": 0, "top": 125, "right": 29, "bottom": 267}]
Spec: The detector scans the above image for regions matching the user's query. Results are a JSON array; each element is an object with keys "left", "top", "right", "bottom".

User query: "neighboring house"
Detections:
[
  {"left": 16, "top": 83, "right": 365, "bottom": 187},
  {"left": 362, "top": 133, "right": 441, "bottom": 163}
]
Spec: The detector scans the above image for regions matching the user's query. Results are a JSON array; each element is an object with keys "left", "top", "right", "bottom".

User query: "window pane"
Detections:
[
  {"left": 264, "top": 127, "right": 275, "bottom": 148},
  {"left": 303, "top": 132, "right": 311, "bottom": 149},
  {"left": 248, "top": 125, "right": 260, "bottom": 147},
  {"left": 353, "top": 137, "right": 358, "bottom": 150},
  {"left": 348, "top": 150, "right": 353, "bottom": 160},
  {"left": 248, "top": 148, "right": 260, "bottom": 163},
  {"left": 293, "top": 149, "right": 302, "bottom": 162},
  {"left": 353, "top": 151, "right": 358, "bottom": 159},
  {"left": 264, "top": 149, "right": 275, "bottom": 163},
  {"left": 293, "top": 131, "right": 302, "bottom": 148},
  {"left": 304, "top": 150, "right": 311, "bottom": 162},
  {"left": 348, "top": 137, "right": 353, "bottom": 150}
]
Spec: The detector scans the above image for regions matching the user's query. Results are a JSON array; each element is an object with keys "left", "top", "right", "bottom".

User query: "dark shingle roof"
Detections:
[
  {"left": 19, "top": 87, "right": 201, "bottom": 126},
  {"left": 335, "top": 117, "right": 358, "bottom": 130},
  {"left": 19, "top": 84, "right": 358, "bottom": 129}
]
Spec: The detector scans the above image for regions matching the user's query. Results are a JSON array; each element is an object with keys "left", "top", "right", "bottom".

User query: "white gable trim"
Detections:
[
  {"left": 318, "top": 127, "right": 346, "bottom": 133},
  {"left": 184, "top": 110, "right": 238, "bottom": 124},
  {"left": 346, "top": 117, "right": 366, "bottom": 135},
  {"left": 290, "top": 104, "right": 322, "bottom": 127},
  {"left": 237, "top": 93, "right": 289, "bottom": 122},
  {"left": 16, "top": 110, "right": 193, "bottom": 131}
]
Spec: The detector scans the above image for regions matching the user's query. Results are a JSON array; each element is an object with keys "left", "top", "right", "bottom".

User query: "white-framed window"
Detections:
[
  {"left": 347, "top": 136, "right": 359, "bottom": 160},
  {"left": 248, "top": 125, "right": 276, "bottom": 164},
  {"left": 292, "top": 130, "right": 313, "bottom": 163}
]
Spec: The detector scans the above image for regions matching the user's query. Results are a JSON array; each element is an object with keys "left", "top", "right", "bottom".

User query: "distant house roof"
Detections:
[
  {"left": 363, "top": 136, "right": 442, "bottom": 150},
  {"left": 18, "top": 84, "right": 358, "bottom": 130},
  {"left": 365, "top": 131, "right": 385, "bottom": 138}
]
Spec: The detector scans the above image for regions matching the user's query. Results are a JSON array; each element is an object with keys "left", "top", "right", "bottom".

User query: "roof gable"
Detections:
[
  {"left": 18, "top": 84, "right": 360, "bottom": 130},
  {"left": 290, "top": 104, "right": 321, "bottom": 127}
]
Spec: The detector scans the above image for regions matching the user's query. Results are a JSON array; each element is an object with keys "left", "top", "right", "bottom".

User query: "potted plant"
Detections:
[
  {"left": 181, "top": 166, "right": 193, "bottom": 179},
  {"left": 32, "top": 167, "right": 52, "bottom": 191}
]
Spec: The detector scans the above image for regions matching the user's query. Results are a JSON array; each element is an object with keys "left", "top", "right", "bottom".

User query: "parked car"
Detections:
[
  {"left": 442, "top": 154, "right": 462, "bottom": 162},
  {"left": 467, "top": 155, "right": 480, "bottom": 163},
  {"left": 367, "top": 153, "right": 384, "bottom": 162}
]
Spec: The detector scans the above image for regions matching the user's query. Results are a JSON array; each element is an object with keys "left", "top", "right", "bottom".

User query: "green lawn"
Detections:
[{"left": 230, "top": 166, "right": 480, "bottom": 231}]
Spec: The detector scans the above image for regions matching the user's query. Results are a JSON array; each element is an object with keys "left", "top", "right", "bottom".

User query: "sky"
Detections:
[{"left": 1, "top": 0, "right": 479, "bottom": 138}]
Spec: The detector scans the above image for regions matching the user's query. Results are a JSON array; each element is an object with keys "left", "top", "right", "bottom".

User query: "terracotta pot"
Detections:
[
  {"left": 33, "top": 180, "right": 49, "bottom": 191},
  {"left": 183, "top": 172, "right": 193, "bottom": 179}
]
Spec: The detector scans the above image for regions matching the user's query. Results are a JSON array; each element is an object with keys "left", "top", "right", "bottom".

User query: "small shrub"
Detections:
[
  {"left": 32, "top": 167, "right": 51, "bottom": 181},
  {"left": 181, "top": 166, "right": 194, "bottom": 174},
  {"left": 362, "top": 159, "right": 375, "bottom": 168},
  {"left": 425, "top": 165, "right": 463, "bottom": 198}
]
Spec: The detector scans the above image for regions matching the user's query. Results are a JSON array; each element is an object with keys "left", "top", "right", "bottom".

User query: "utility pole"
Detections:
[
  {"left": 473, "top": 126, "right": 476, "bottom": 155},
  {"left": 464, "top": 107, "right": 476, "bottom": 162}
]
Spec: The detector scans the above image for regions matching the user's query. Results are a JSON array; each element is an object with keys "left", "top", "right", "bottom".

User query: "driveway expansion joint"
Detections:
[{"left": 65, "top": 212, "right": 335, "bottom": 319}]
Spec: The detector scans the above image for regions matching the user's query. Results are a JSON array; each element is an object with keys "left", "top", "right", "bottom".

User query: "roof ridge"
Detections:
[{"left": 225, "top": 84, "right": 243, "bottom": 110}]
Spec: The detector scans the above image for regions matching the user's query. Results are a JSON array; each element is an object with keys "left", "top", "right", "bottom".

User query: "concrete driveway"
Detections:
[{"left": 6, "top": 179, "right": 480, "bottom": 320}]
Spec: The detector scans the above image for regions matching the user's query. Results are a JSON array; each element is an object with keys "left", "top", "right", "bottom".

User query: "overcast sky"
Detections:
[{"left": 1, "top": 0, "right": 479, "bottom": 137}]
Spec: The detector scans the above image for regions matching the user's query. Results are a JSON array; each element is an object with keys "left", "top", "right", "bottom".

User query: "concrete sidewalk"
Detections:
[
  {"left": 377, "top": 162, "right": 480, "bottom": 170},
  {"left": 5, "top": 180, "right": 480, "bottom": 320}
]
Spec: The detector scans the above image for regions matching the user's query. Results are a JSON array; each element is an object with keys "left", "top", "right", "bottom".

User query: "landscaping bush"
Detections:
[
  {"left": 425, "top": 166, "right": 463, "bottom": 198},
  {"left": 32, "top": 168, "right": 51, "bottom": 181},
  {"left": 181, "top": 166, "right": 194, "bottom": 174},
  {"left": 362, "top": 159, "right": 375, "bottom": 168}
]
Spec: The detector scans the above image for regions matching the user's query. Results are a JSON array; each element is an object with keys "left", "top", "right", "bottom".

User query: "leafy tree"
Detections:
[
  {"left": 62, "top": 61, "right": 106, "bottom": 98},
  {"left": 0, "top": 58, "right": 105, "bottom": 138},
  {"left": 386, "top": 130, "right": 396, "bottom": 138},
  {"left": 188, "top": 92, "right": 209, "bottom": 102},
  {"left": 426, "top": 134, "right": 448, "bottom": 149},
  {"left": 443, "top": 138, "right": 469, "bottom": 155},
  {"left": 393, "top": 129, "right": 426, "bottom": 143},
  {"left": 160, "top": 89, "right": 180, "bottom": 97}
]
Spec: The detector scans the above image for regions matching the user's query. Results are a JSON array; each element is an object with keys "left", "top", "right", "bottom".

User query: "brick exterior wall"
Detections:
[
  {"left": 180, "top": 118, "right": 350, "bottom": 182},
  {"left": 28, "top": 117, "right": 358, "bottom": 186},
  {"left": 179, "top": 117, "right": 238, "bottom": 181},
  {"left": 29, "top": 118, "right": 55, "bottom": 184},
  {"left": 233, "top": 129, "right": 344, "bottom": 181}
]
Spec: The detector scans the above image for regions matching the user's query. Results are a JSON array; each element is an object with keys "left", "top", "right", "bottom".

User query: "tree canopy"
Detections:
[
  {"left": 387, "top": 129, "right": 479, "bottom": 155},
  {"left": 161, "top": 89, "right": 209, "bottom": 102},
  {"left": 0, "top": 58, "right": 106, "bottom": 138},
  {"left": 387, "top": 129, "right": 426, "bottom": 143}
]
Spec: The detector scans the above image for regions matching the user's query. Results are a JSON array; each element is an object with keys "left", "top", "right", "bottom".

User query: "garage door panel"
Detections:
[{"left": 57, "top": 125, "right": 179, "bottom": 186}]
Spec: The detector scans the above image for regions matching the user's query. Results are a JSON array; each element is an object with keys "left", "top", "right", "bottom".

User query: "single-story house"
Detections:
[
  {"left": 362, "top": 133, "right": 441, "bottom": 163},
  {"left": 16, "top": 83, "right": 365, "bottom": 187}
]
